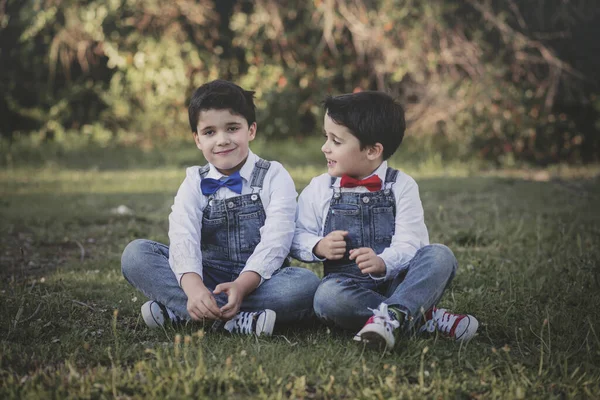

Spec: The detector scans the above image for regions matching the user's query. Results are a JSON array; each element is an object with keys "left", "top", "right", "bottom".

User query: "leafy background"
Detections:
[{"left": 2, "top": 0, "right": 599, "bottom": 166}]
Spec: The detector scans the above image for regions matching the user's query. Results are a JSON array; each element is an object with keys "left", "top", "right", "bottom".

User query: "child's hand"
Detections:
[
  {"left": 314, "top": 230, "right": 348, "bottom": 260},
  {"left": 214, "top": 271, "right": 260, "bottom": 320},
  {"left": 187, "top": 286, "right": 222, "bottom": 321},
  {"left": 349, "top": 247, "right": 386, "bottom": 276},
  {"left": 214, "top": 282, "right": 243, "bottom": 320}
]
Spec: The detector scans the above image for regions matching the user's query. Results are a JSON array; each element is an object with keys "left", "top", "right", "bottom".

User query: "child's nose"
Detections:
[
  {"left": 216, "top": 132, "right": 230, "bottom": 145},
  {"left": 321, "top": 142, "right": 329, "bottom": 153}
]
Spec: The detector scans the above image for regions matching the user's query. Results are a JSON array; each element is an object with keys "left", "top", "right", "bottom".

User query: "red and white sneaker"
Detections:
[
  {"left": 420, "top": 307, "right": 478, "bottom": 342},
  {"left": 353, "top": 303, "right": 400, "bottom": 350}
]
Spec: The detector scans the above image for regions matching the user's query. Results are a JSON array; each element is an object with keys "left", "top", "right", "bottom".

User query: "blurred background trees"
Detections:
[{"left": 1, "top": 0, "right": 599, "bottom": 165}]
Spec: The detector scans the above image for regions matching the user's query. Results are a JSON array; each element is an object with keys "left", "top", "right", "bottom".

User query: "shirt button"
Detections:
[
  {"left": 384, "top": 189, "right": 391, "bottom": 195},
  {"left": 228, "top": 201, "right": 235, "bottom": 209},
  {"left": 251, "top": 194, "right": 258, "bottom": 201},
  {"left": 334, "top": 193, "right": 341, "bottom": 199},
  {"left": 362, "top": 196, "right": 370, "bottom": 204},
  {"left": 208, "top": 200, "right": 214, "bottom": 206}
]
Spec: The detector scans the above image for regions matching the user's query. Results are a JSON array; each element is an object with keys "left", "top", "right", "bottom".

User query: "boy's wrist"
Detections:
[
  {"left": 235, "top": 271, "right": 261, "bottom": 297},
  {"left": 312, "top": 241, "right": 324, "bottom": 259},
  {"left": 180, "top": 272, "right": 208, "bottom": 296}
]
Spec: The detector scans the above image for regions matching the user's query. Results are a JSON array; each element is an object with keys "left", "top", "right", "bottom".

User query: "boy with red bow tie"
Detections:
[
  {"left": 291, "top": 91, "right": 478, "bottom": 350},
  {"left": 121, "top": 80, "right": 320, "bottom": 335}
]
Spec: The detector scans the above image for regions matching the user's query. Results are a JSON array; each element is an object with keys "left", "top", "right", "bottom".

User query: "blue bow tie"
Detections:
[{"left": 201, "top": 171, "right": 243, "bottom": 195}]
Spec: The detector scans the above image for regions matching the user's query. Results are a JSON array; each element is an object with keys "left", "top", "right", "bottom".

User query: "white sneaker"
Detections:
[
  {"left": 420, "top": 307, "right": 478, "bottom": 342},
  {"left": 223, "top": 310, "right": 276, "bottom": 336},
  {"left": 141, "top": 300, "right": 186, "bottom": 329},
  {"left": 353, "top": 303, "right": 400, "bottom": 350}
]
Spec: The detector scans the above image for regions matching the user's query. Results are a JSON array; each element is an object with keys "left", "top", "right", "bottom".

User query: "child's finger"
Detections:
[
  {"left": 202, "top": 299, "right": 222, "bottom": 319},
  {"left": 220, "top": 303, "right": 234, "bottom": 315},
  {"left": 331, "top": 231, "right": 349, "bottom": 241},
  {"left": 355, "top": 253, "right": 373, "bottom": 264},
  {"left": 359, "top": 262, "right": 379, "bottom": 273},
  {"left": 188, "top": 308, "right": 202, "bottom": 321},
  {"left": 213, "top": 282, "right": 231, "bottom": 295},
  {"left": 221, "top": 308, "right": 238, "bottom": 320},
  {"left": 349, "top": 248, "right": 367, "bottom": 260}
]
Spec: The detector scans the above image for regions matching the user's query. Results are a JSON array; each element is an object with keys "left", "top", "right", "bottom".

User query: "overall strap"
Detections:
[
  {"left": 249, "top": 158, "right": 271, "bottom": 189},
  {"left": 384, "top": 167, "right": 399, "bottom": 185},
  {"left": 199, "top": 164, "right": 210, "bottom": 179}
]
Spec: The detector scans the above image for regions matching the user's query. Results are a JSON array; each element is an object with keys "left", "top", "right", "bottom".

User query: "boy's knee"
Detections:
[
  {"left": 426, "top": 243, "right": 457, "bottom": 275},
  {"left": 283, "top": 267, "right": 320, "bottom": 293},
  {"left": 121, "top": 239, "right": 150, "bottom": 278},
  {"left": 313, "top": 278, "right": 345, "bottom": 318}
]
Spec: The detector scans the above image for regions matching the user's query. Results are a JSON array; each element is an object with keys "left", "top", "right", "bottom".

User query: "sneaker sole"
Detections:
[
  {"left": 355, "top": 329, "right": 395, "bottom": 350},
  {"left": 141, "top": 301, "right": 164, "bottom": 329},
  {"left": 256, "top": 309, "right": 276, "bottom": 336}
]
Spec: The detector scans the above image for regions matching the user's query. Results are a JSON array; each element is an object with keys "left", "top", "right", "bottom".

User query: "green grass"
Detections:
[{"left": 1, "top": 148, "right": 600, "bottom": 399}]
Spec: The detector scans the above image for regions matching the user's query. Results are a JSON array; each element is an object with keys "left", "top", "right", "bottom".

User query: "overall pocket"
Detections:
[
  {"left": 238, "top": 211, "right": 264, "bottom": 250},
  {"left": 329, "top": 205, "right": 364, "bottom": 250},
  {"left": 372, "top": 206, "right": 395, "bottom": 245}
]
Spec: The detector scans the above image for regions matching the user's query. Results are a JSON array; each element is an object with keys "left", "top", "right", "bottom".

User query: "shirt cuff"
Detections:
[{"left": 378, "top": 253, "right": 400, "bottom": 281}]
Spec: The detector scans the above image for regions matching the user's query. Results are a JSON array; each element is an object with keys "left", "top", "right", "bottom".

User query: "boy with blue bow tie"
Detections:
[
  {"left": 291, "top": 91, "right": 478, "bottom": 350},
  {"left": 122, "top": 80, "right": 320, "bottom": 335}
]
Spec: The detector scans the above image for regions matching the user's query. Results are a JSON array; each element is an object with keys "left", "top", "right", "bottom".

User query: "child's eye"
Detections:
[
  {"left": 228, "top": 126, "right": 240, "bottom": 132},
  {"left": 203, "top": 130, "right": 214, "bottom": 136},
  {"left": 332, "top": 139, "right": 341, "bottom": 145}
]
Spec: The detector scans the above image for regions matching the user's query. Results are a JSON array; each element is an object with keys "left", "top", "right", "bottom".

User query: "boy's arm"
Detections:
[
  {"left": 169, "top": 168, "right": 223, "bottom": 320},
  {"left": 168, "top": 167, "right": 206, "bottom": 285},
  {"left": 378, "top": 176, "right": 430, "bottom": 280},
  {"left": 240, "top": 162, "right": 298, "bottom": 282},
  {"left": 290, "top": 177, "right": 326, "bottom": 262}
]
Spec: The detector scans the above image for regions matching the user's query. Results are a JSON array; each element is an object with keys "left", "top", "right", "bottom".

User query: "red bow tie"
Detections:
[{"left": 340, "top": 174, "right": 382, "bottom": 192}]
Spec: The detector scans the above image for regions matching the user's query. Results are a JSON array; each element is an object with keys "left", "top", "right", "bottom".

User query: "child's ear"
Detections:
[
  {"left": 248, "top": 122, "right": 257, "bottom": 141},
  {"left": 366, "top": 143, "right": 384, "bottom": 160},
  {"left": 193, "top": 132, "right": 203, "bottom": 150}
]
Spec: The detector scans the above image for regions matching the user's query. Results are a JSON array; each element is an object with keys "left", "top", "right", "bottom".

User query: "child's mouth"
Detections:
[
  {"left": 327, "top": 159, "right": 336, "bottom": 167},
  {"left": 215, "top": 148, "right": 235, "bottom": 155}
]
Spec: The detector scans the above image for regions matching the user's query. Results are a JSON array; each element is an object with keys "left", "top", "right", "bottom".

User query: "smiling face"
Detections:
[
  {"left": 321, "top": 113, "right": 383, "bottom": 179},
  {"left": 193, "top": 108, "right": 256, "bottom": 175}
]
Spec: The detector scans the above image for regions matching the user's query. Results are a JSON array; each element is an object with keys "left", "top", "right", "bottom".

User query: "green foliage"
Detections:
[{"left": 1, "top": 0, "right": 599, "bottom": 164}]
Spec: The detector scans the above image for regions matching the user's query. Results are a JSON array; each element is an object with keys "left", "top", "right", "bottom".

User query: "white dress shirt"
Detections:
[
  {"left": 168, "top": 150, "right": 297, "bottom": 285},
  {"left": 292, "top": 161, "right": 429, "bottom": 281}
]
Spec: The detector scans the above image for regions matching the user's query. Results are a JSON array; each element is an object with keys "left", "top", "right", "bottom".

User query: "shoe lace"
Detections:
[
  {"left": 231, "top": 312, "right": 256, "bottom": 334},
  {"left": 435, "top": 310, "right": 458, "bottom": 335},
  {"left": 368, "top": 305, "right": 400, "bottom": 330}
]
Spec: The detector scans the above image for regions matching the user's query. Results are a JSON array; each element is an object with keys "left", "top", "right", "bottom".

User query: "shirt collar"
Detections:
[
  {"left": 206, "top": 149, "right": 257, "bottom": 182},
  {"left": 332, "top": 161, "right": 388, "bottom": 187}
]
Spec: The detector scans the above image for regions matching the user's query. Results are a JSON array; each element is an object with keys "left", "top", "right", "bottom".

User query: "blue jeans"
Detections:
[
  {"left": 313, "top": 244, "right": 457, "bottom": 332},
  {"left": 121, "top": 239, "right": 320, "bottom": 323}
]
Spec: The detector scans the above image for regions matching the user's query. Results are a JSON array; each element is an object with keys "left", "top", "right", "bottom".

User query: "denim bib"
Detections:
[
  {"left": 322, "top": 168, "right": 399, "bottom": 275},
  {"left": 199, "top": 159, "right": 271, "bottom": 274}
]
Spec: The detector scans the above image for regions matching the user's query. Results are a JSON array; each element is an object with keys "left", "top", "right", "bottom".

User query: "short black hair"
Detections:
[
  {"left": 323, "top": 91, "right": 406, "bottom": 160},
  {"left": 188, "top": 80, "right": 256, "bottom": 133}
]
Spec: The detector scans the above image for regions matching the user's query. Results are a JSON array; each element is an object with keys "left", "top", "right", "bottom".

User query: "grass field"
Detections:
[{"left": 1, "top": 145, "right": 599, "bottom": 398}]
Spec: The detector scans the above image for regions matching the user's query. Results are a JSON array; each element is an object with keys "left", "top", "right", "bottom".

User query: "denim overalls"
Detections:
[
  {"left": 313, "top": 167, "right": 457, "bottom": 331},
  {"left": 323, "top": 167, "right": 399, "bottom": 277},
  {"left": 199, "top": 158, "right": 277, "bottom": 279},
  {"left": 121, "top": 158, "right": 320, "bottom": 323}
]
